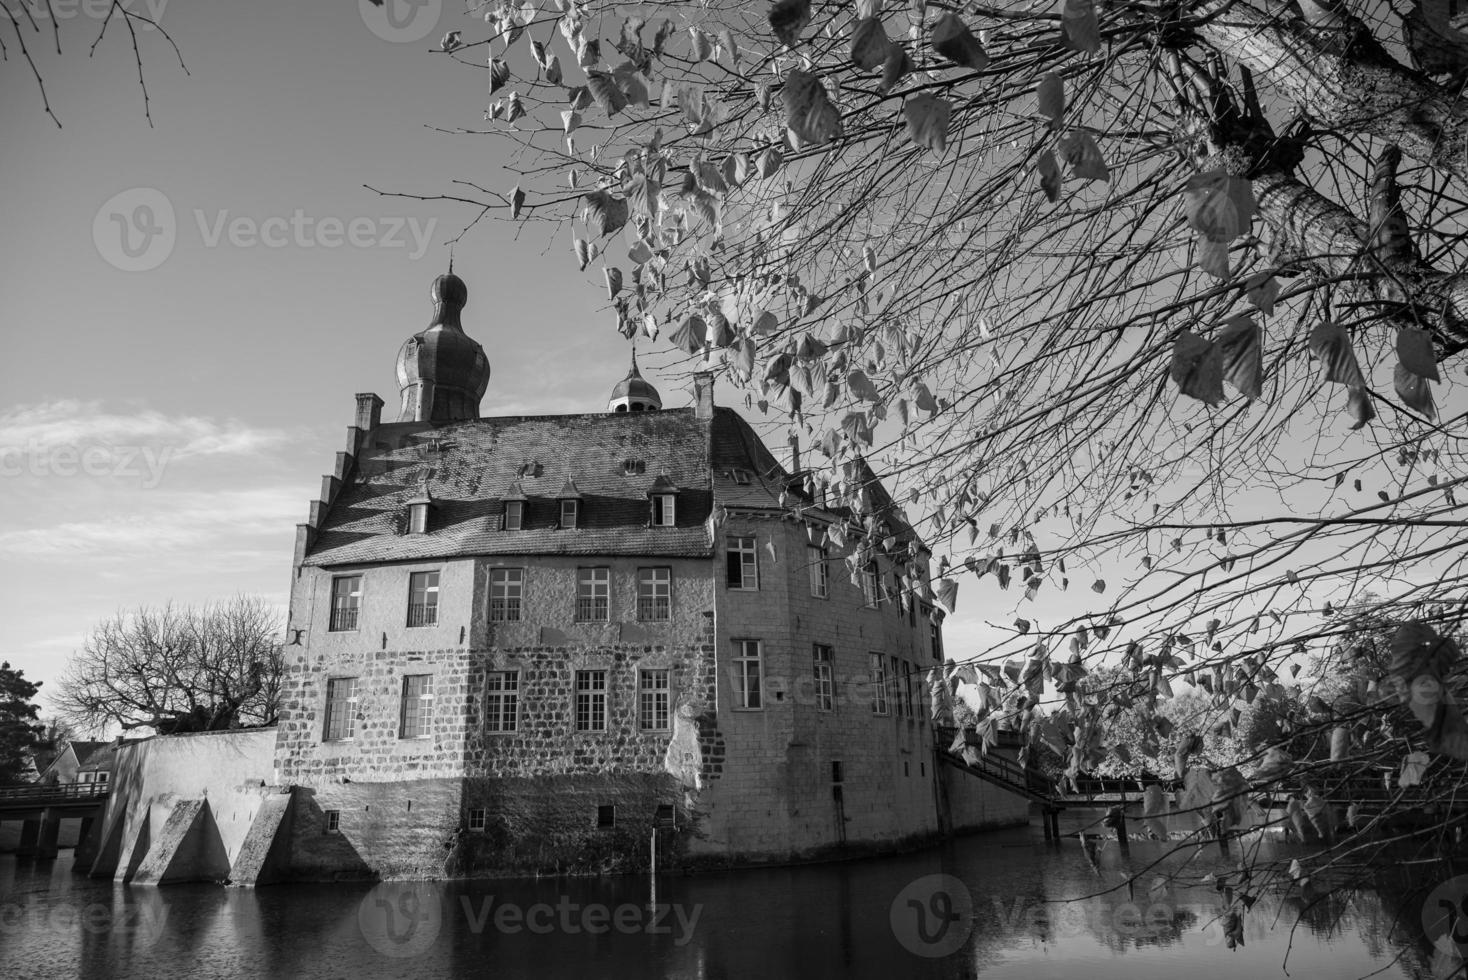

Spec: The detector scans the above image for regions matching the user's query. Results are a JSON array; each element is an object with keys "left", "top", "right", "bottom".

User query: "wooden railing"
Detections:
[{"left": 0, "top": 782, "right": 110, "bottom": 803}]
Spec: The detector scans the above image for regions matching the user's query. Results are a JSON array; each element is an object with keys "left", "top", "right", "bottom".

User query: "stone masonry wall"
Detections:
[{"left": 692, "top": 513, "right": 944, "bottom": 865}]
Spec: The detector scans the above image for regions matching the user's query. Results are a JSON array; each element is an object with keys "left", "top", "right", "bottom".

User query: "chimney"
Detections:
[
  {"left": 693, "top": 372, "right": 715, "bottom": 419},
  {"left": 355, "top": 393, "right": 384, "bottom": 432},
  {"left": 788, "top": 432, "right": 802, "bottom": 476}
]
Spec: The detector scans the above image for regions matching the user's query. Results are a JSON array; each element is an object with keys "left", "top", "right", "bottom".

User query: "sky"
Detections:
[
  {"left": 5, "top": 0, "right": 1455, "bottom": 725},
  {"left": 0, "top": 0, "right": 707, "bottom": 707},
  {"left": 0, "top": 0, "right": 1026, "bottom": 713}
]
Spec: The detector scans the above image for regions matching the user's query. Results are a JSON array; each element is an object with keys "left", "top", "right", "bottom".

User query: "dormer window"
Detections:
[
  {"left": 731, "top": 469, "right": 752, "bottom": 485},
  {"left": 647, "top": 474, "right": 678, "bottom": 527},
  {"left": 557, "top": 477, "right": 583, "bottom": 530},
  {"left": 502, "top": 482, "right": 528, "bottom": 531},
  {"left": 406, "top": 492, "right": 433, "bottom": 535}
]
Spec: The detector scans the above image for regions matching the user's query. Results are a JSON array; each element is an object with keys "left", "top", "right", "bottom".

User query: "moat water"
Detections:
[{"left": 1, "top": 808, "right": 1464, "bottom": 980}]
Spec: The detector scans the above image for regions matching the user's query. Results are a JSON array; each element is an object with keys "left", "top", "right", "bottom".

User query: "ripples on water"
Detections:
[{"left": 1, "top": 810, "right": 1462, "bottom": 980}]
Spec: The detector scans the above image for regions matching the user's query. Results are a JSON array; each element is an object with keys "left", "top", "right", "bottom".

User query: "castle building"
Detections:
[
  {"left": 10, "top": 270, "right": 1025, "bottom": 885},
  {"left": 267, "top": 269, "right": 984, "bottom": 877}
]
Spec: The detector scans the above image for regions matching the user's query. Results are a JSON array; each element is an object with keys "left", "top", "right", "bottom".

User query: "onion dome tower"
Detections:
[
  {"left": 395, "top": 269, "right": 491, "bottom": 423},
  {"left": 607, "top": 352, "right": 662, "bottom": 413}
]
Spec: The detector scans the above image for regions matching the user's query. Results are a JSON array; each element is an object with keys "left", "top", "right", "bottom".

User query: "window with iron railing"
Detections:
[
  {"left": 407, "top": 570, "right": 439, "bottom": 627},
  {"left": 637, "top": 567, "right": 671, "bottom": 621},
  {"left": 576, "top": 567, "right": 610, "bottom": 621},
  {"left": 489, "top": 568, "right": 523, "bottom": 622},
  {"left": 330, "top": 575, "right": 362, "bottom": 631}
]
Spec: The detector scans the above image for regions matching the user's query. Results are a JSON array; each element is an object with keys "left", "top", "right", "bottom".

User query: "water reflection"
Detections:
[{"left": 0, "top": 815, "right": 1458, "bottom": 980}]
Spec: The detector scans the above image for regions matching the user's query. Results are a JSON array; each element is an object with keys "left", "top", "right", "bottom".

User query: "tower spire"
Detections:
[{"left": 395, "top": 269, "right": 490, "bottom": 423}]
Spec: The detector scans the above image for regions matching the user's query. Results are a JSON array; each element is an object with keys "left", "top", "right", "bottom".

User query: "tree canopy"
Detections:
[
  {"left": 54, "top": 595, "right": 284, "bottom": 735},
  {"left": 409, "top": 0, "right": 1468, "bottom": 915},
  {"left": 0, "top": 662, "right": 45, "bottom": 784}
]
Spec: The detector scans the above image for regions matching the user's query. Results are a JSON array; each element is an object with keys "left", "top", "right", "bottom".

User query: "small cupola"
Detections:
[
  {"left": 647, "top": 473, "right": 678, "bottom": 527},
  {"left": 557, "top": 477, "right": 583, "bottom": 529},
  {"left": 608, "top": 352, "right": 662, "bottom": 413},
  {"left": 502, "top": 481, "right": 528, "bottom": 531}
]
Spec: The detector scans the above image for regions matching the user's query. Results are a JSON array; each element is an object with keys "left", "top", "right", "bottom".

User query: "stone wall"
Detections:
[
  {"left": 691, "top": 514, "right": 944, "bottom": 864},
  {"left": 89, "top": 728, "right": 277, "bottom": 882},
  {"left": 939, "top": 759, "right": 1032, "bottom": 832}
]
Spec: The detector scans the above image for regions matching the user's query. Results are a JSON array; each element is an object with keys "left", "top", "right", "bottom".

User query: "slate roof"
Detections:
[{"left": 304, "top": 407, "right": 798, "bottom": 567}]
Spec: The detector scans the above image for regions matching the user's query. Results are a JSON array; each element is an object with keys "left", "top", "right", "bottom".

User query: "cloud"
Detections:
[
  {"left": 0, "top": 486, "right": 303, "bottom": 561},
  {"left": 0, "top": 400, "right": 298, "bottom": 460}
]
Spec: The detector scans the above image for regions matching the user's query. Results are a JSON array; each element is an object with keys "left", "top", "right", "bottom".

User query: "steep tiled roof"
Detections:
[{"left": 304, "top": 407, "right": 794, "bottom": 566}]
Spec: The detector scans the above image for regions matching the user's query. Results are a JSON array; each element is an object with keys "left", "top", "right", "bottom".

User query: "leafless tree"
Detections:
[{"left": 55, "top": 595, "right": 283, "bottom": 734}]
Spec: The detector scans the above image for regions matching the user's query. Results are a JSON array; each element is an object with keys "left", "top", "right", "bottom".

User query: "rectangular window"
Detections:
[
  {"left": 504, "top": 500, "right": 524, "bottom": 531},
  {"left": 808, "top": 545, "right": 828, "bottom": 598},
  {"left": 869, "top": 653, "right": 889, "bottom": 715},
  {"left": 813, "top": 644, "right": 834, "bottom": 712},
  {"left": 407, "top": 570, "right": 439, "bottom": 627},
  {"left": 489, "top": 568, "right": 524, "bottom": 622},
  {"left": 330, "top": 575, "right": 362, "bottom": 631},
  {"left": 930, "top": 614, "right": 945, "bottom": 662},
  {"left": 95, "top": 772, "right": 109, "bottom": 784},
  {"left": 637, "top": 567, "right": 672, "bottom": 621},
  {"left": 890, "top": 656, "right": 903, "bottom": 719},
  {"left": 575, "top": 670, "right": 608, "bottom": 731},
  {"left": 468, "top": 808, "right": 487, "bottom": 832},
  {"left": 639, "top": 668, "right": 671, "bottom": 731},
  {"left": 863, "top": 562, "right": 882, "bottom": 606},
  {"left": 560, "top": 499, "right": 579, "bottom": 529},
  {"left": 576, "top": 567, "right": 610, "bottom": 621},
  {"left": 726, "top": 536, "right": 759, "bottom": 590},
  {"left": 597, "top": 804, "right": 616, "bottom": 828},
  {"left": 484, "top": 670, "right": 519, "bottom": 733},
  {"left": 733, "top": 639, "right": 763, "bottom": 710},
  {"left": 323, "top": 677, "right": 358, "bottom": 741},
  {"left": 324, "top": 810, "right": 341, "bottom": 834},
  {"left": 903, "top": 661, "right": 916, "bottom": 719},
  {"left": 400, "top": 674, "right": 433, "bottom": 739},
  {"left": 651, "top": 494, "right": 676, "bottom": 526}
]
